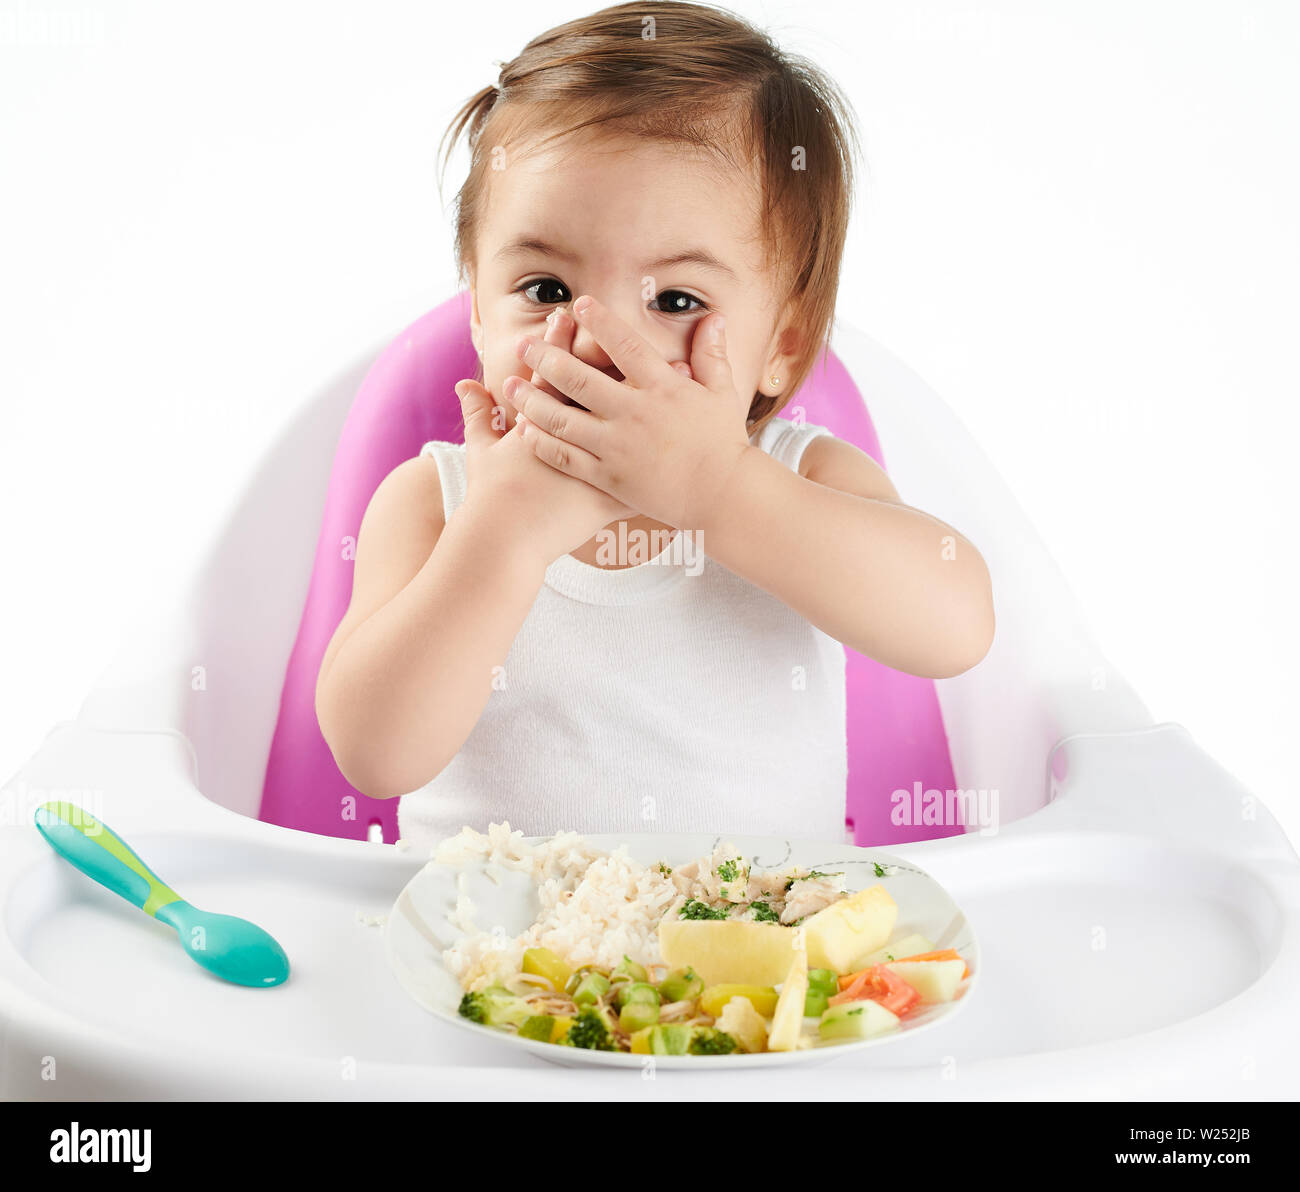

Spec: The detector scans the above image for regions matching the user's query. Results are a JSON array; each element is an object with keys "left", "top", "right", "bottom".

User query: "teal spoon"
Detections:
[{"left": 34, "top": 800, "right": 289, "bottom": 988}]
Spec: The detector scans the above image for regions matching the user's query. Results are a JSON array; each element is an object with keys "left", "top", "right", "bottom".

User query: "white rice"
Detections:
[
  {"left": 431, "top": 824, "right": 842, "bottom": 991},
  {"left": 433, "top": 823, "right": 679, "bottom": 989}
]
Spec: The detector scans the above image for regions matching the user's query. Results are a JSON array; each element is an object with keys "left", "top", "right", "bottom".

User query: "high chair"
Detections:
[
  {"left": 261, "top": 290, "right": 965, "bottom": 847},
  {"left": 1, "top": 292, "right": 1295, "bottom": 1099}
]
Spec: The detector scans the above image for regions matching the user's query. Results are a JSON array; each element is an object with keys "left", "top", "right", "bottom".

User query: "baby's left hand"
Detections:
[{"left": 503, "top": 296, "right": 753, "bottom": 530}]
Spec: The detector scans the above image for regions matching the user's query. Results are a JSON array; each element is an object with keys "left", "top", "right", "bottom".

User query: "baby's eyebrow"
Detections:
[
  {"left": 494, "top": 235, "right": 738, "bottom": 283},
  {"left": 494, "top": 235, "right": 580, "bottom": 265},
  {"left": 644, "top": 249, "right": 738, "bottom": 283}
]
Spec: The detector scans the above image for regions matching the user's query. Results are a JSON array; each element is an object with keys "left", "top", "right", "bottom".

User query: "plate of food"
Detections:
[{"left": 385, "top": 824, "right": 979, "bottom": 1067}]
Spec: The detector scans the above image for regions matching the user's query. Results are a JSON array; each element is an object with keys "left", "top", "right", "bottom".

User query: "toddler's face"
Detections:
[{"left": 468, "top": 129, "right": 797, "bottom": 430}]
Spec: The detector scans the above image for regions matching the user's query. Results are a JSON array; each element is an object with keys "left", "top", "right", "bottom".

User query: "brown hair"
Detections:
[{"left": 438, "top": 0, "right": 860, "bottom": 433}]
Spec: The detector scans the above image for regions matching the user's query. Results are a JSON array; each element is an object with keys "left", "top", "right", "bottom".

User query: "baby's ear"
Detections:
[
  {"left": 775, "top": 315, "right": 805, "bottom": 363},
  {"left": 765, "top": 312, "right": 805, "bottom": 386}
]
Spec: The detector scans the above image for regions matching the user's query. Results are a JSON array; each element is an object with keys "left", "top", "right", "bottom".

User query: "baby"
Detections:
[{"left": 315, "top": 1, "right": 995, "bottom": 848}]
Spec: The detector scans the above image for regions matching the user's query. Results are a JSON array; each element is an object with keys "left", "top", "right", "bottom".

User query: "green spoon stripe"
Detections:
[{"left": 37, "top": 800, "right": 182, "bottom": 916}]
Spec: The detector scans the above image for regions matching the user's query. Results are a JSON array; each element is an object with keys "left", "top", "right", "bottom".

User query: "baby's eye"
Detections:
[
  {"left": 519, "top": 278, "right": 570, "bottom": 306},
  {"left": 652, "top": 290, "right": 706, "bottom": 315}
]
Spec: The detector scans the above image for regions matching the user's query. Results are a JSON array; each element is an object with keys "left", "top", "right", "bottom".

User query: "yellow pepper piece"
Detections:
[
  {"left": 522, "top": 947, "right": 573, "bottom": 993},
  {"left": 698, "top": 983, "right": 779, "bottom": 1018}
]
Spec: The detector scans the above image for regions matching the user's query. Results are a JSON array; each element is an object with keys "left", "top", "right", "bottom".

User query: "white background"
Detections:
[{"left": 2, "top": 1, "right": 1297, "bottom": 840}]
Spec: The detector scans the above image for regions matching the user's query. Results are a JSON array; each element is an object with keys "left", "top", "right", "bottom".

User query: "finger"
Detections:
[
  {"left": 670, "top": 360, "right": 693, "bottom": 380},
  {"left": 688, "top": 313, "right": 734, "bottom": 395},
  {"left": 456, "top": 379, "right": 506, "bottom": 449},
  {"left": 569, "top": 294, "right": 677, "bottom": 392},
  {"left": 516, "top": 330, "right": 621, "bottom": 417},
  {"left": 530, "top": 307, "right": 574, "bottom": 401},
  {"left": 517, "top": 307, "right": 595, "bottom": 414},
  {"left": 503, "top": 375, "right": 604, "bottom": 455},
  {"left": 518, "top": 415, "right": 604, "bottom": 488}
]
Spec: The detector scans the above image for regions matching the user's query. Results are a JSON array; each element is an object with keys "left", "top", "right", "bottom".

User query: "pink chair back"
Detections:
[{"left": 259, "top": 292, "right": 961, "bottom": 845}]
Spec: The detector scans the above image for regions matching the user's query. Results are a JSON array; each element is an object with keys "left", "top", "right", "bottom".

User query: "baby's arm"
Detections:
[
  {"left": 318, "top": 309, "right": 627, "bottom": 799},
  {"left": 315, "top": 454, "right": 548, "bottom": 800},
  {"left": 700, "top": 434, "right": 995, "bottom": 679},
  {"left": 505, "top": 296, "right": 992, "bottom": 677}
]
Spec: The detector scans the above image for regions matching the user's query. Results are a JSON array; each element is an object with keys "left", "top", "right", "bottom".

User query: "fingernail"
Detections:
[
  {"left": 573, "top": 296, "right": 592, "bottom": 316},
  {"left": 454, "top": 381, "right": 468, "bottom": 399},
  {"left": 514, "top": 336, "right": 530, "bottom": 360},
  {"left": 712, "top": 316, "right": 726, "bottom": 340}
]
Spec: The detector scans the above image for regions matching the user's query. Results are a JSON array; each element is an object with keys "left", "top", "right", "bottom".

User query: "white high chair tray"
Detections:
[{"left": 1, "top": 719, "right": 1297, "bottom": 1099}]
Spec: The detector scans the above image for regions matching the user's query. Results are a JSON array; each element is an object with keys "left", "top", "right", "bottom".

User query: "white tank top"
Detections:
[{"left": 396, "top": 418, "right": 848, "bottom": 849}]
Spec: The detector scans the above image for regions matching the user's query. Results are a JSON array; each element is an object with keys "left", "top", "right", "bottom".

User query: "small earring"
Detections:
[{"left": 769, "top": 375, "right": 781, "bottom": 389}]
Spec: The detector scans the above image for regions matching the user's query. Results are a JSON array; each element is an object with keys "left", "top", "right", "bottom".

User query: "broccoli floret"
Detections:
[
  {"left": 679, "top": 899, "right": 729, "bottom": 921},
  {"left": 458, "top": 986, "right": 532, "bottom": 1028},
  {"left": 458, "top": 991, "right": 488, "bottom": 1023},
  {"left": 688, "top": 1027, "right": 738, "bottom": 1055},
  {"left": 565, "top": 1007, "right": 616, "bottom": 1051},
  {"left": 749, "top": 899, "right": 780, "bottom": 923}
]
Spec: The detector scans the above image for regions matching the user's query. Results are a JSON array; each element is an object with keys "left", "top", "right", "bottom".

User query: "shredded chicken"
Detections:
[
  {"left": 780, "top": 872, "right": 847, "bottom": 924},
  {"left": 662, "top": 852, "right": 850, "bottom": 926}
]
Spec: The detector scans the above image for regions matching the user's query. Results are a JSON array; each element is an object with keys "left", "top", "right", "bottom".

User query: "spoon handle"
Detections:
[{"left": 34, "top": 801, "right": 182, "bottom": 918}]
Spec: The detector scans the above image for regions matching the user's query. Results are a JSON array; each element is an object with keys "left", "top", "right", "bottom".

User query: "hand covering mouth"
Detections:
[{"left": 559, "top": 366, "right": 623, "bottom": 409}]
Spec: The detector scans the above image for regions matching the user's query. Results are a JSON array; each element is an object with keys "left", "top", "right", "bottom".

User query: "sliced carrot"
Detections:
[
  {"left": 837, "top": 949, "right": 970, "bottom": 987},
  {"left": 871, "top": 966, "right": 922, "bottom": 1017},
  {"left": 890, "top": 949, "right": 971, "bottom": 979},
  {"left": 827, "top": 964, "right": 921, "bottom": 1017},
  {"left": 829, "top": 970, "right": 873, "bottom": 1004}
]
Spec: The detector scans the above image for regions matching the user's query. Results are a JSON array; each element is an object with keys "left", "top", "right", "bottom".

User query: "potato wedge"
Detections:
[
  {"left": 803, "top": 884, "right": 898, "bottom": 973},
  {"left": 766, "top": 944, "right": 809, "bottom": 1052},
  {"left": 658, "top": 919, "right": 797, "bottom": 986}
]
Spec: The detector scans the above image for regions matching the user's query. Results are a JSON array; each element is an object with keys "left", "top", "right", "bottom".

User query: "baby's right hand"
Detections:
[{"left": 455, "top": 308, "right": 633, "bottom": 564}]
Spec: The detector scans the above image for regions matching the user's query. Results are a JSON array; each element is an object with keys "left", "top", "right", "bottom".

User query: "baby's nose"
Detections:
[{"left": 567, "top": 319, "right": 616, "bottom": 373}]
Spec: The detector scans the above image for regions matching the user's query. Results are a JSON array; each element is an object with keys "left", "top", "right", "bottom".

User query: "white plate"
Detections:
[{"left": 384, "top": 832, "right": 980, "bottom": 1068}]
